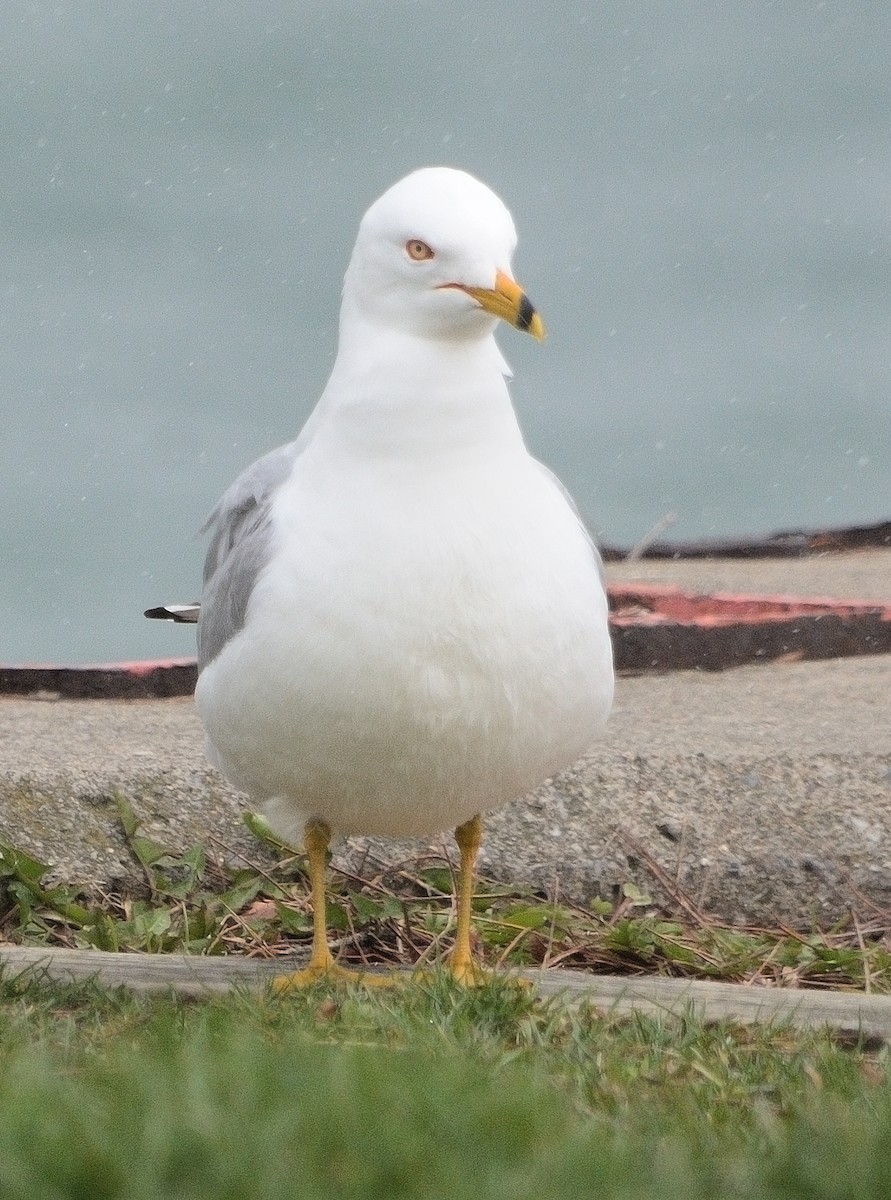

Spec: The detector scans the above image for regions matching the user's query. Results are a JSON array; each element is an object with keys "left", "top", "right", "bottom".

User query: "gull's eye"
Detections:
[{"left": 405, "top": 239, "right": 435, "bottom": 261}]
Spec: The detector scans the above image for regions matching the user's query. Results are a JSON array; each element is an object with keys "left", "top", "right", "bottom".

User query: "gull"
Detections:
[{"left": 148, "top": 167, "right": 614, "bottom": 984}]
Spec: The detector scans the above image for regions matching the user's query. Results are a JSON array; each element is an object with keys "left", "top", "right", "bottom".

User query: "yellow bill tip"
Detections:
[{"left": 459, "top": 271, "right": 546, "bottom": 341}]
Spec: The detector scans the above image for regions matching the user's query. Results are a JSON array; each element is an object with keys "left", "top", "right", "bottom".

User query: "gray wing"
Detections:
[
  {"left": 197, "top": 440, "right": 301, "bottom": 671},
  {"left": 533, "top": 459, "right": 606, "bottom": 591}
]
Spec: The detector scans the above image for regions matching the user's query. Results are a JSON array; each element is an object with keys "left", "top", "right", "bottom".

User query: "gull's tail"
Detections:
[{"left": 144, "top": 603, "right": 200, "bottom": 624}]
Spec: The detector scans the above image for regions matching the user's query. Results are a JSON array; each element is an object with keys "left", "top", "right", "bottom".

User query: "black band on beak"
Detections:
[{"left": 515, "top": 292, "right": 537, "bottom": 333}]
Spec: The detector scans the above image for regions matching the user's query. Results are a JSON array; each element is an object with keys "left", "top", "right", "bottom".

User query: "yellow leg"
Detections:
[
  {"left": 272, "top": 818, "right": 392, "bottom": 991},
  {"left": 448, "top": 814, "right": 487, "bottom": 985}
]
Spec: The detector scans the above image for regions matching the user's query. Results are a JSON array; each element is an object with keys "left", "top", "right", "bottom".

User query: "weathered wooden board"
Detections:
[{"left": 2, "top": 946, "right": 887, "bottom": 1042}]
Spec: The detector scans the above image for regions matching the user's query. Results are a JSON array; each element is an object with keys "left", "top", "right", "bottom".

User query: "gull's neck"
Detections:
[{"left": 309, "top": 314, "right": 527, "bottom": 463}]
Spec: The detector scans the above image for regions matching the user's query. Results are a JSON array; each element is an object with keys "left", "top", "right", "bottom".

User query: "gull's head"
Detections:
[{"left": 343, "top": 167, "right": 544, "bottom": 344}]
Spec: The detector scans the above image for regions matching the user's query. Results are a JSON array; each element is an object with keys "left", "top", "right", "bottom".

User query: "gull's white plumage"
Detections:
[{"left": 194, "top": 167, "right": 613, "bottom": 849}]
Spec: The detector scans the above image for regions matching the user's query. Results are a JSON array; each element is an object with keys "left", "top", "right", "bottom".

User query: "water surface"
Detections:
[{"left": 2, "top": 2, "right": 889, "bottom": 661}]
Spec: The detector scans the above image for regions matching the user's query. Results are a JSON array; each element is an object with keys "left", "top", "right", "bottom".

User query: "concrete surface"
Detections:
[
  {"left": 606, "top": 547, "right": 890, "bottom": 602},
  {"left": 1, "top": 550, "right": 889, "bottom": 928}
]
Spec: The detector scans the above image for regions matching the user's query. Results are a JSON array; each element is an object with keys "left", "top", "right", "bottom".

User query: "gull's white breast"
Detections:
[{"left": 195, "top": 437, "right": 613, "bottom": 843}]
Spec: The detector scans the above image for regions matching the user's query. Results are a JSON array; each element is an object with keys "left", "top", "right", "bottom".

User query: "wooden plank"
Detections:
[
  {"left": 2, "top": 947, "right": 888, "bottom": 1041},
  {"left": 532, "top": 970, "right": 888, "bottom": 1041}
]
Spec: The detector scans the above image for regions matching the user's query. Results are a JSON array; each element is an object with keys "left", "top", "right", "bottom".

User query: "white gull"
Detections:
[{"left": 156, "top": 167, "right": 614, "bottom": 984}]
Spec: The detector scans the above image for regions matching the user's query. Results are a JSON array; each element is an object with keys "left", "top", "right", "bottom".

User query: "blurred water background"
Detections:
[{"left": 2, "top": 1, "right": 889, "bottom": 663}]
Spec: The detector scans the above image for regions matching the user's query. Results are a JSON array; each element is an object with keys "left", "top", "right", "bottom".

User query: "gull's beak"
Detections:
[{"left": 450, "top": 271, "right": 545, "bottom": 341}]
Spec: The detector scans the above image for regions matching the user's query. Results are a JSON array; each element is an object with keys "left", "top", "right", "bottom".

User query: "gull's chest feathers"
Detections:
[
  {"left": 258, "top": 441, "right": 599, "bottom": 680},
  {"left": 195, "top": 438, "right": 613, "bottom": 837}
]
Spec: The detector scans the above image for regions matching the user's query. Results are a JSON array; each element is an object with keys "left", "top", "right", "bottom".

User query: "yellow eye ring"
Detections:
[{"left": 405, "top": 239, "right": 435, "bottom": 261}]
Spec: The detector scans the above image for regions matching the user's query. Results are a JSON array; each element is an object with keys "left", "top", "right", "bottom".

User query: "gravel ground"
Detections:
[{"left": 2, "top": 550, "right": 889, "bottom": 928}]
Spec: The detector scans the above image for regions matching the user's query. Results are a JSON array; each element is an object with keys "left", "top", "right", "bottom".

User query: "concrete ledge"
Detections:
[
  {"left": 0, "top": 659, "right": 198, "bottom": 701},
  {"left": 611, "top": 584, "right": 891, "bottom": 671},
  {"left": 2, "top": 653, "right": 889, "bottom": 928},
  {"left": 2, "top": 552, "right": 888, "bottom": 928}
]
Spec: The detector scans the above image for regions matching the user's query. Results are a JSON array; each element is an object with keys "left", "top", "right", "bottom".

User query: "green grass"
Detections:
[
  {"left": 0, "top": 971, "right": 889, "bottom": 1199},
  {"left": 4, "top": 798, "right": 891, "bottom": 1196}
]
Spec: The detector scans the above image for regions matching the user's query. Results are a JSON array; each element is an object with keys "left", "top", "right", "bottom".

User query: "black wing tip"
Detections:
[{"left": 144, "top": 604, "right": 200, "bottom": 624}]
